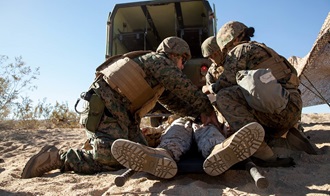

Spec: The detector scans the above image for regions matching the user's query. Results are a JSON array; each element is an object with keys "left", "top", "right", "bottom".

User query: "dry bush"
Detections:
[
  {"left": 0, "top": 55, "right": 39, "bottom": 120},
  {"left": 0, "top": 55, "right": 80, "bottom": 130}
]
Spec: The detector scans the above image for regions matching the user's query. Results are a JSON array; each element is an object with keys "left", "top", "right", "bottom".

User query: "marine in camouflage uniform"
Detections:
[
  {"left": 156, "top": 36, "right": 229, "bottom": 162},
  {"left": 111, "top": 36, "right": 266, "bottom": 178},
  {"left": 209, "top": 21, "right": 302, "bottom": 160},
  {"left": 201, "top": 36, "right": 229, "bottom": 127},
  {"left": 119, "top": 36, "right": 228, "bottom": 172},
  {"left": 21, "top": 37, "right": 219, "bottom": 179},
  {"left": 201, "top": 36, "right": 226, "bottom": 87}
]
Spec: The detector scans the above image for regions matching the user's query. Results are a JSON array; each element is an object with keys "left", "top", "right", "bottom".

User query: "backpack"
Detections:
[{"left": 236, "top": 68, "right": 289, "bottom": 114}]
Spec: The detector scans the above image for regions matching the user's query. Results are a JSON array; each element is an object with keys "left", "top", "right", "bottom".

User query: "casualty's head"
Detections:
[
  {"left": 156, "top": 36, "right": 191, "bottom": 70},
  {"left": 201, "top": 36, "right": 224, "bottom": 65},
  {"left": 216, "top": 21, "right": 255, "bottom": 51}
]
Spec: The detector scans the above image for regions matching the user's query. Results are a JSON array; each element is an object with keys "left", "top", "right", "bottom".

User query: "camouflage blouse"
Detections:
[
  {"left": 210, "top": 41, "right": 270, "bottom": 94},
  {"left": 205, "top": 62, "right": 224, "bottom": 86},
  {"left": 136, "top": 52, "right": 214, "bottom": 118}
]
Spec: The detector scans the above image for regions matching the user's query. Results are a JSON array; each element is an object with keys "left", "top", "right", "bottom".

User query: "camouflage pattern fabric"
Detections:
[
  {"left": 201, "top": 36, "right": 220, "bottom": 58},
  {"left": 60, "top": 49, "right": 214, "bottom": 174},
  {"left": 158, "top": 118, "right": 193, "bottom": 161},
  {"left": 156, "top": 36, "right": 191, "bottom": 60},
  {"left": 158, "top": 117, "right": 225, "bottom": 161},
  {"left": 202, "top": 36, "right": 225, "bottom": 86},
  {"left": 142, "top": 114, "right": 180, "bottom": 147},
  {"left": 205, "top": 62, "right": 224, "bottom": 86},
  {"left": 216, "top": 21, "right": 247, "bottom": 51},
  {"left": 206, "top": 62, "right": 227, "bottom": 125},
  {"left": 201, "top": 36, "right": 227, "bottom": 125},
  {"left": 193, "top": 123, "right": 225, "bottom": 158},
  {"left": 213, "top": 42, "right": 302, "bottom": 137},
  {"left": 136, "top": 52, "right": 214, "bottom": 117},
  {"left": 158, "top": 90, "right": 197, "bottom": 117}
]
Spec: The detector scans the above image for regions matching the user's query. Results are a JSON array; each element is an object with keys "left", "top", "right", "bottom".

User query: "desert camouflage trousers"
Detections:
[
  {"left": 216, "top": 85, "right": 302, "bottom": 138},
  {"left": 60, "top": 116, "right": 147, "bottom": 174},
  {"left": 157, "top": 117, "right": 225, "bottom": 161}
]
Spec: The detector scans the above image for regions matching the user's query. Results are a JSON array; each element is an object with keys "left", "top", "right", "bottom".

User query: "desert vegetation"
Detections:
[{"left": 0, "top": 55, "right": 79, "bottom": 130}]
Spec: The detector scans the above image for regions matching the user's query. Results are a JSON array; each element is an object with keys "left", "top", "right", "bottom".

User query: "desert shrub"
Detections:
[
  {"left": 49, "top": 102, "right": 80, "bottom": 128},
  {"left": 0, "top": 55, "right": 39, "bottom": 120},
  {"left": 0, "top": 55, "right": 80, "bottom": 129}
]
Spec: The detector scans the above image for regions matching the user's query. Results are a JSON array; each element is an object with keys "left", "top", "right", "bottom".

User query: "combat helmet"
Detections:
[
  {"left": 201, "top": 36, "right": 220, "bottom": 57},
  {"left": 216, "top": 21, "right": 247, "bottom": 50},
  {"left": 156, "top": 36, "right": 191, "bottom": 60}
]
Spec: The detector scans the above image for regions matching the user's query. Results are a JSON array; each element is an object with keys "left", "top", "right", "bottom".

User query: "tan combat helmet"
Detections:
[
  {"left": 156, "top": 36, "right": 191, "bottom": 60},
  {"left": 216, "top": 21, "right": 247, "bottom": 50},
  {"left": 201, "top": 36, "right": 220, "bottom": 58}
]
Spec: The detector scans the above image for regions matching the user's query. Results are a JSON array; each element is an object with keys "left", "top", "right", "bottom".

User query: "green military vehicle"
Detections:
[{"left": 105, "top": 0, "right": 217, "bottom": 125}]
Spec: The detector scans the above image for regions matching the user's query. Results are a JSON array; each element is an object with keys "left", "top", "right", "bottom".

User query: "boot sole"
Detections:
[
  {"left": 21, "top": 145, "right": 54, "bottom": 178},
  {"left": 203, "top": 122, "right": 265, "bottom": 176},
  {"left": 111, "top": 139, "right": 177, "bottom": 179}
]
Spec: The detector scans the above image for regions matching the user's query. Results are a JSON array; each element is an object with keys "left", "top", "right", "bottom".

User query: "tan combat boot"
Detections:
[
  {"left": 203, "top": 122, "right": 265, "bottom": 176},
  {"left": 21, "top": 145, "right": 63, "bottom": 179},
  {"left": 253, "top": 141, "right": 277, "bottom": 161},
  {"left": 111, "top": 139, "right": 177, "bottom": 179}
]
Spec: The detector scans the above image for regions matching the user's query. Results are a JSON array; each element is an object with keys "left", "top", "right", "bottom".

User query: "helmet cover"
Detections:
[
  {"left": 201, "top": 36, "right": 220, "bottom": 57},
  {"left": 156, "top": 36, "right": 191, "bottom": 60},
  {"left": 216, "top": 21, "right": 247, "bottom": 50}
]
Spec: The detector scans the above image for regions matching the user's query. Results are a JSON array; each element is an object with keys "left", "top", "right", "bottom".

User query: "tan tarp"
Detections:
[{"left": 288, "top": 12, "right": 330, "bottom": 107}]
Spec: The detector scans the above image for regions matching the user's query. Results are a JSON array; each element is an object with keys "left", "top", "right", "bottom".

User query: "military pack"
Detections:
[{"left": 236, "top": 68, "right": 290, "bottom": 114}]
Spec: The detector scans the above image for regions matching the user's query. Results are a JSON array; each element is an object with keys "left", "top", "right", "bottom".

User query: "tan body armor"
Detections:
[
  {"left": 96, "top": 51, "right": 164, "bottom": 118},
  {"left": 252, "top": 42, "right": 300, "bottom": 89}
]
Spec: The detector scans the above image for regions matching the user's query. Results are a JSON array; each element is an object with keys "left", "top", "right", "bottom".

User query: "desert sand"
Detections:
[{"left": 0, "top": 113, "right": 329, "bottom": 196}]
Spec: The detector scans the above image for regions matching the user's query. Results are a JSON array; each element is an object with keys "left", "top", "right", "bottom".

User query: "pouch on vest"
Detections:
[
  {"left": 76, "top": 90, "right": 105, "bottom": 132},
  {"left": 236, "top": 69, "right": 289, "bottom": 114}
]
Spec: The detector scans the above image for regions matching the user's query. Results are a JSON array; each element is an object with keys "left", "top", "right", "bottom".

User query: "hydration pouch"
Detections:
[
  {"left": 75, "top": 89, "right": 105, "bottom": 132},
  {"left": 236, "top": 68, "right": 289, "bottom": 114}
]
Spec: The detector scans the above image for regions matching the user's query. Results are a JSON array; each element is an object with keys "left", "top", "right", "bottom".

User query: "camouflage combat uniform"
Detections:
[
  {"left": 154, "top": 36, "right": 227, "bottom": 162},
  {"left": 211, "top": 41, "right": 302, "bottom": 138},
  {"left": 201, "top": 36, "right": 228, "bottom": 126},
  {"left": 158, "top": 117, "right": 225, "bottom": 161},
  {"left": 205, "top": 62, "right": 224, "bottom": 86},
  {"left": 60, "top": 49, "right": 215, "bottom": 174},
  {"left": 205, "top": 57, "right": 227, "bottom": 125},
  {"left": 201, "top": 36, "right": 225, "bottom": 87}
]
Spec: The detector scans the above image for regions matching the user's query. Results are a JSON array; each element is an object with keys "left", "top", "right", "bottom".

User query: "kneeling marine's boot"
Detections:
[
  {"left": 286, "top": 127, "right": 317, "bottom": 155},
  {"left": 253, "top": 141, "right": 277, "bottom": 161},
  {"left": 111, "top": 139, "right": 177, "bottom": 179},
  {"left": 21, "top": 145, "right": 63, "bottom": 179},
  {"left": 203, "top": 122, "right": 265, "bottom": 176}
]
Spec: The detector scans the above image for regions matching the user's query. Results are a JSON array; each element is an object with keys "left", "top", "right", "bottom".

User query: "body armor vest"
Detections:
[
  {"left": 96, "top": 51, "right": 164, "bottom": 118},
  {"left": 252, "top": 42, "right": 300, "bottom": 89}
]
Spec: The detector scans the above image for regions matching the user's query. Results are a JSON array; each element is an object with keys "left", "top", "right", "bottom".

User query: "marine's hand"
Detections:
[{"left": 200, "top": 111, "right": 221, "bottom": 131}]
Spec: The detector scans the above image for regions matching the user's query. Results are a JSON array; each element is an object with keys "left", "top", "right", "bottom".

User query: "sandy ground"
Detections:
[{"left": 0, "top": 113, "right": 329, "bottom": 196}]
